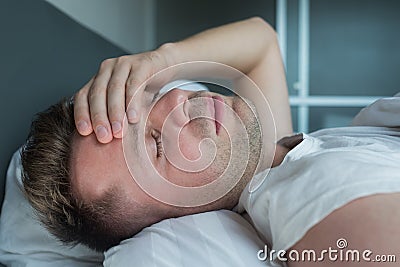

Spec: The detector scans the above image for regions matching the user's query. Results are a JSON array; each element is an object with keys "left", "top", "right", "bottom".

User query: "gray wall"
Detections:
[
  {"left": 155, "top": 0, "right": 276, "bottom": 46},
  {"left": 309, "top": 0, "right": 400, "bottom": 97},
  {"left": 45, "top": 0, "right": 156, "bottom": 53}
]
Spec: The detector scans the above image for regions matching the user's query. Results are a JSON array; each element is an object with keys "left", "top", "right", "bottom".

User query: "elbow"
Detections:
[
  {"left": 248, "top": 16, "right": 276, "bottom": 35},
  {"left": 247, "top": 16, "right": 279, "bottom": 48}
]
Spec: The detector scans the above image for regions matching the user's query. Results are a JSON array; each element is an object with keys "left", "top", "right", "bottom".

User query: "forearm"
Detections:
[
  {"left": 73, "top": 17, "right": 292, "bottom": 145},
  {"left": 158, "top": 17, "right": 293, "bottom": 140},
  {"left": 159, "top": 17, "right": 275, "bottom": 76}
]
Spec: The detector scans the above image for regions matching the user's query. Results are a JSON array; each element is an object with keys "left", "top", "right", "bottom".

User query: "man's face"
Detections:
[{"left": 71, "top": 88, "right": 262, "bottom": 212}]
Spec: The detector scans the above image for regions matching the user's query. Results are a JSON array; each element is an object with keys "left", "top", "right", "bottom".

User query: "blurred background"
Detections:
[{"left": 1, "top": 0, "right": 400, "bottom": 204}]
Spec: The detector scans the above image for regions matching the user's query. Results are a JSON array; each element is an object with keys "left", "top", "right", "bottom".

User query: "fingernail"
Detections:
[
  {"left": 112, "top": 121, "right": 122, "bottom": 133},
  {"left": 77, "top": 120, "right": 88, "bottom": 132},
  {"left": 96, "top": 125, "right": 108, "bottom": 139},
  {"left": 127, "top": 109, "right": 137, "bottom": 122}
]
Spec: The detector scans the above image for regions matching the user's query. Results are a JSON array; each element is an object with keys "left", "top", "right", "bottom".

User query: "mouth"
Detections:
[{"left": 212, "top": 95, "right": 224, "bottom": 135}]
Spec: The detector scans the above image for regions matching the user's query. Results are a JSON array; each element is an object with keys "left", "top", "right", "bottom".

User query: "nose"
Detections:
[{"left": 148, "top": 89, "right": 191, "bottom": 130}]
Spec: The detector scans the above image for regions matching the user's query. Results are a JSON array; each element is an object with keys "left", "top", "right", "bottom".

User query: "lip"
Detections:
[{"left": 212, "top": 95, "right": 224, "bottom": 135}]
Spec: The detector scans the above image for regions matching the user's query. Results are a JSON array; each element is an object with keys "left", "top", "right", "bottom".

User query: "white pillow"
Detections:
[
  {"left": 352, "top": 92, "right": 400, "bottom": 127},
  {"left": 159, "top": 79, "right": 209, "bottom": 94},
  {"left": 0, "top": 149, "right": 103, "bottom": 267},
  {"left": 104, "top": 210, "right": 267, "bottom": 267}
]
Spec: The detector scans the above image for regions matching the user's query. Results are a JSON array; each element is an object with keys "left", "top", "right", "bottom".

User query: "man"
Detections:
[{"left": 22, "top": 17, "right": 400, "bottom": 266}]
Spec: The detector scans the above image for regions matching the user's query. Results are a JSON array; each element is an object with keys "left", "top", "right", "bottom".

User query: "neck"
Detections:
[
  {"left": 256, "top": 142, "right": 287, "bottom": 173},
  {"left": 258, "top": 133, "right": 304, "bottom": 171},
  {"left": 271, "top": 144, "right": 290, "bottom": 167},
  {"left": 256, "top": 140, "right": 275, "bottom": 172}
]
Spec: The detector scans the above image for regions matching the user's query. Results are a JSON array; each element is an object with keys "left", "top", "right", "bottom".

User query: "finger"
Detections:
[
  {"left": 125, "top": 65, "right": 151, "bottom": 123},
  {"left": 89, "top": 59, "right": 115, "bottom": 143},
  {"left": 107, "top": 60, "right": 131, "bottom": 138},
  {"left": 74, "top": 77, "right": 94, "bottom": 136}
]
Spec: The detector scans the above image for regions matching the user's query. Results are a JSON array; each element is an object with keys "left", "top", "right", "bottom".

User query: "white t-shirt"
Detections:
[{"left": 238, "top": 126, "right": 400, "bottom": 265}]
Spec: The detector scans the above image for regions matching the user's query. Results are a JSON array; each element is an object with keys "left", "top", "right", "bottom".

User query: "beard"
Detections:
[
  {"left": 180, "top": 94, "right": 263, "bottom": 209},
  {"left": 218, "top": 95, "right": 263, "bottom": 206}
]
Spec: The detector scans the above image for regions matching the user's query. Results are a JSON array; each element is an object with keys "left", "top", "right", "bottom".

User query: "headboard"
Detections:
[{"left": 0, "top": 0, "right": 125, "bottom": 213}]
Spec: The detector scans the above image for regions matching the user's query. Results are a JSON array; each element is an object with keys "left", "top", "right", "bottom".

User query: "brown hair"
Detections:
[{"left": 21, "top": 99, "right": 142, "bottom": 252}]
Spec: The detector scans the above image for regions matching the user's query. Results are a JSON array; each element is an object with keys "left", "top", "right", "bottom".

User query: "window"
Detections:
[{"left": 278, "top": 0, "right": 400, "bottom": 132}]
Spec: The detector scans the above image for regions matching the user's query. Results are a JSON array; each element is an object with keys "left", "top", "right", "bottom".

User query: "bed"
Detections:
[{"left": 0, "top": 1, "right": 270, "bottom": 266}]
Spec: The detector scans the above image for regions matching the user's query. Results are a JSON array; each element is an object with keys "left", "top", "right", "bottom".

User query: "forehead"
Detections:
[{"left": 70, "top": 133, "right": 128, "bottom": 200}]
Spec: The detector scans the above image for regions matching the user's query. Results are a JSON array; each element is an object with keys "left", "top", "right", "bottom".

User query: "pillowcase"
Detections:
[
  {"left": 159, "top": 79, "right": 209, "bottom": 93},
  {"left": 0, "top": 149, "right": 103, "bottom": 267},
  {"left": 104, "top": 210, "right": 267, "bottom": 267},
  {"left": 352, "top": 92, "right": 400, "bottom": 127}
]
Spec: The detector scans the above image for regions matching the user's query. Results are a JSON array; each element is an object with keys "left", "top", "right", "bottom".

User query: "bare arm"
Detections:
[
  {"left": 163, "top": 17, "right": 293, "bottom": 139},
  {"left": 74, "top": 17, "right": 292, "bottom": 143}
]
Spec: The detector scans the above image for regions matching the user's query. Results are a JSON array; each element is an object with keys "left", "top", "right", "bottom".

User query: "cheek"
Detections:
[
  {"left": 163, "top": 123, "right": 214, "bottom": 166},
  {"left": 162, "top": 119, "right": 218, "bottom": 174},
  {"left": 177, "top": 125, "right": 201, "bottom": 161}
]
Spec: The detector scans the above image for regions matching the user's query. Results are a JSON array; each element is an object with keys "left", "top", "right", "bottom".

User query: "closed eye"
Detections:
[{"left": 151, "top": 130, "right": 163, "bottom": 158}]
